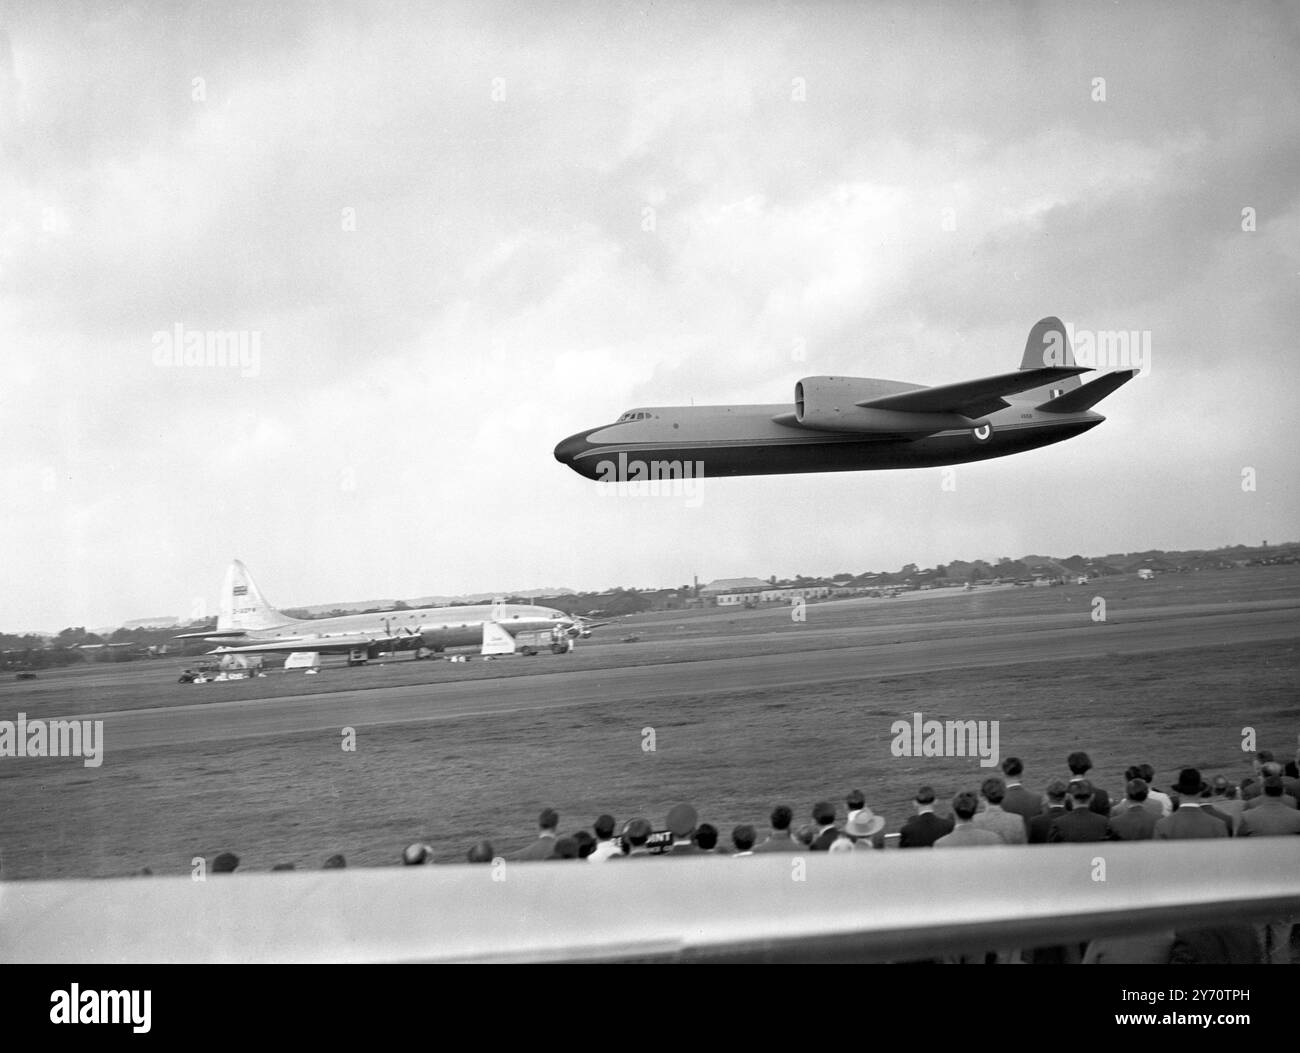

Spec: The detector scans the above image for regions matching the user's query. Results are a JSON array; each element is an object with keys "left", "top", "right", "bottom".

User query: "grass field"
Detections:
[{"left": 1, "top": 566, "right": 1296, "bottom": 880}]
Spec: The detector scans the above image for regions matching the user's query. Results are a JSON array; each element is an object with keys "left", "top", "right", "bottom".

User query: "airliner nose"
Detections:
[{"left": 554, "top": 431, "right": 588, "bottom": 465}]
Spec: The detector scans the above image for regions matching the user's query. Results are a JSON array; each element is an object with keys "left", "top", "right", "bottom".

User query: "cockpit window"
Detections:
[{"left": 617, "top": 410, "right": 651, "bottom": 422}]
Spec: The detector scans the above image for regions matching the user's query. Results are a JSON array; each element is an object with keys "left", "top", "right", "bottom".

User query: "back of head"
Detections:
[
  {"left": 1045, "top": 778, "right": 1069, "bottom": 804},
  {"left": 1000, "top": 756, "right": 1023, "bottom": 778},
  {"left": 1070, "top": 779, "right": 1093, "bottom": 804},
  {"left": 981, "top": 776, "right": 1006, "bottom": 804},
  {"left": 771, "top": 804, "right": 793, "bottom": 831},
  {"left": 1124, "top": 765, "right": 1143, "bottom": 782},
  {"left": 914, "top": 785, "right": 937, "bottom": 806},
  {"left": 323, "top": 854, "right": 347, "bottom": 869},
  {"left": 813, "top": 800, "right": 836, "bottom": 825},
  {"left": 593, "top": 814, "right": 616, "bottom": 840},
  {"left": 1067, "top": 751, "right": 1091, "bottom": 776},
  {"left": 846, "top": 789, "right": 865, "bottom": 811},
  {"left": 1263, "top": 774, "right": 1285, "bottom": 798},
  {"left": 794, "top": 823, "right": 817, "bottom": 848},
  {"left": 1138, "top": 763, "right": 1155, "bottom": 783},
  {"left": 732, "top": 824, "right": 756, "bottom": 852},
  {"left": 694, "top": 823, "right": 719, "bottom": 851},
  {"left": 1126, "top": 778, "right": 1149, "bottom": 802},
  {"left": 538, "top": 807, "right": 559, "bottom": 832},
  {"left": 466, "top": 840, "right": 494, "bottom": 864},
  {"left": 1261, "top": 761, "right": 1283, "bottom": 778},
  {"left": 212, "top": 852, "right": 239, "bottom": 874},
  {"left": 573, "top": 830, "right": 596, "bottom": 858},
  {"left": 952, "top": 791, "right": 979, "bottom": 821},
  {"left": 402, "top": 843, "right": 433, "bottom": 865},
  {"left": 624, "top": 818, "right": 652, "bottom": 847},
  {"left": 553, "top": 836, "right": 580, "bottom": 860}
]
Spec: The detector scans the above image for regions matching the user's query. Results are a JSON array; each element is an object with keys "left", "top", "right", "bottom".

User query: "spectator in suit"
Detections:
[
  {"left": 1244, "top": 764, "right": 1297, "bottom": 810},
  {"left": 1156, "top": 770, "right": 1229, "bottom": 839},
  {"left": 1208, "top": 776, "right": 1246, "bottom": 832},
  {"left": 1195, "top": 787, "right": 1239, "bottom": 835},
  {"left": 731, "top": 825, "right": 757, "bottom": 857},
  {"left": 609, "top": 818, "right": 655, "bottom": 860},
  {"left": 1241, "top": 751, "right": 1275, "bottom": 801},
  {"left": 1115, "top": 767, "right": 1163, "bottom": 818},
  {"left": 587, "top": 814, "right": 621, "bottom": 862},
  {"left": 510, "top": 807, "right": 561, "bottom": 860},
  {"left": 935, "top": 792, "right": 1002, "bottom": 848},
  {"left": 572, "top": 830, "right": 596, "bottom": 859},
  {"left": 693, "top": 823, "right": 721, "bottom": 854},
  {"left": 753, "top": 805, "right": 802, "bottom": 852},
  {"left": 973, "top": 777, "right": 1027, "bottom": 844},
  {"left": 665, "top": 803, "right": 701, "bottom": 855},
  {"left": 1108, "top": 779, "right": 1158, "bottom": 841},
  {"left": 1051, "top": 781, "right": 1111, "bottom": 842},
  {"left": 1239, "top": 776, "right": 1300, "bottom": 837},
  {"left": 899, "top": 785, "right": 955, "bottom": 848},
  {"left": 1066, "top": 751, "right": 1110, "bottom": 815},
  {"left": 1029, "top": 780, "right": 1070, "bottom": 844},
  {"left": 810, "top": 801, "right": 839, "bottom": 851},
  {"left": 1000, "top": 757, "right": 1041, "bottom": 835},
  {"left": 1137, "top": 763, "right": 1173, "bottom": 817}
]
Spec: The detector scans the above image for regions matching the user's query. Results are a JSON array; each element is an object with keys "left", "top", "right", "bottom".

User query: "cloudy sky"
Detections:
[{"left": 2, "top": 1, "right": 1297, "bottom": 630}]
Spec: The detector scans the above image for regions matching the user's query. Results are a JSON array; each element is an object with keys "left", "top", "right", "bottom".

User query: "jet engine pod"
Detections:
[{"left": 793, "top": 376, "right": 980, "bottom": 436}]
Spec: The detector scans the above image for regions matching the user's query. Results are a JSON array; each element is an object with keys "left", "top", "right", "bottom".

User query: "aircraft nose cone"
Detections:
[{"left": 554, "top": 431, "right": 588, "bottom": 465}]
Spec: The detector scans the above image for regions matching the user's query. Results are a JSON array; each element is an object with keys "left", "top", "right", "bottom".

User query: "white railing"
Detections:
[{"left": 1, "top": 839, "right": 1295, "bottom": 963}]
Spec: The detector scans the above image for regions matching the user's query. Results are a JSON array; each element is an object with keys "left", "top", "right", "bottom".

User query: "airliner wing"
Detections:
[
  {"left": 210, "top": 634, "right": 392, "bottom": 655},
  {"left": 856, "top": 366, "right": 1089, "bottom": 419}
]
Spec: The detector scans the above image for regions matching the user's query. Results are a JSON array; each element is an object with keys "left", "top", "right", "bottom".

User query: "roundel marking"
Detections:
[{"left": 972, "top": 424, "right": 992, "bottom": 442}]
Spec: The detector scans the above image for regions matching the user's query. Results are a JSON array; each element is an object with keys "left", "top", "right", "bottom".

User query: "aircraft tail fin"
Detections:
[
  {"left": 218, "top": 560, "right": 291, "bottom": 632},
  {"left": 1016, "top": 317, "right": 1083, "bottom": 403},
  {"left": 1037, "top": 369, "right": 1138, "bottom": 413}
]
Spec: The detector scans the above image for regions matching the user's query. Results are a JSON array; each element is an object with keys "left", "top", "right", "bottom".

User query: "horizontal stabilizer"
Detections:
[
  {"left": 1036, "top": 369, "right": 1138, "bottom": 413},
  {"left": 857, "top": 366, "right": 1089, "bottom": 419},
  {"left": 481, "top": 620, "right": 517, "bottom": 655}
]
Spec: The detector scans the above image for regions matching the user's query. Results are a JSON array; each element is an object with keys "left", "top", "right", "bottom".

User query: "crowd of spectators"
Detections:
[{"left": 196, "top": 747, "right": 1298, "bottom": 963}]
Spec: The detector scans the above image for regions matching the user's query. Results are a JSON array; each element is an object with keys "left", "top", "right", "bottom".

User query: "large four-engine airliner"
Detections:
[
  {"left": 554, "top": 317, "right": 1137, "bottom": 479},
  {"left": 176, "top": 561, "right": 587, "bottom": 664}
]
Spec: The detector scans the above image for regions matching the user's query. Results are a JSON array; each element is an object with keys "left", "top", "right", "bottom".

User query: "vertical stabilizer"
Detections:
[
  {"left": 218, "top": 560, "right": 290, "bottom": 631},
  {"left": 1017, "top": 317, "right": 1083, "bottom": 403}
]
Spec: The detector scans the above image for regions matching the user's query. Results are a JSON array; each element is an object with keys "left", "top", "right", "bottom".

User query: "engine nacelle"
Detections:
[{"left": 792, "top": 376, "right": 983, "bottom": 435}]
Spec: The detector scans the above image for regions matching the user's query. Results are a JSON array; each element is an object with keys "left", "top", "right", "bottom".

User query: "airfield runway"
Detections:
[{"left": 66, "top": 596, "right": 1300, "bottom": 752}]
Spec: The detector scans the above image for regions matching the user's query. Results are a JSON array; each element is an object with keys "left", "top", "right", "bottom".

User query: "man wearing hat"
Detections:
[
  {"left": 899, "top": 786, "right": 955, "bottom": 848},
  {"left": 666, "top": 803, "right": 701, "bottom": 855},
  {"left": 1155, "top": 770, "right": 1229, "bottom": 839},
  {"left": 843, "top": 805, "right": 886, "bottom": 850}
]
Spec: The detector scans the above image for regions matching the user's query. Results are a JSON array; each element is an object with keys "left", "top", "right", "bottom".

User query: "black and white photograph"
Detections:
[{"left": 1, "top": 0, "right": 1297, "bottom": 1008}]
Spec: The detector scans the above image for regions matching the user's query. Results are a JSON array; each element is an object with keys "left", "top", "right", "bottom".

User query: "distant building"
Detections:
[
  {"left": 122, "top": 616, "right": 181, "bottom": 630},
  {"left": 700, "top": 577, "right": 769, "bottom": 606}
]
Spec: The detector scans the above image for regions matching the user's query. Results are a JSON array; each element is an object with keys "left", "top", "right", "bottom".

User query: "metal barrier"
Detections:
[{"left": 1, "top": 839, "right": 1295, "bottom": 963}]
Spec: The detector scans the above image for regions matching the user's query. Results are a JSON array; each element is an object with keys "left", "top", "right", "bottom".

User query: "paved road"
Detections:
[{"left": 67, "top": 602, "right": 1299, "bottom": 751}]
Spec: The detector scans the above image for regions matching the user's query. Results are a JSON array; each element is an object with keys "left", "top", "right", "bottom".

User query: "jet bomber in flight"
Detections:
[{"left": 554, "top": 318, "right": 1136, "bottom": 480}]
